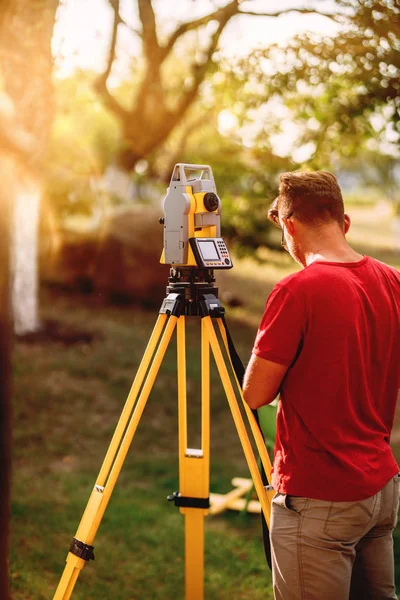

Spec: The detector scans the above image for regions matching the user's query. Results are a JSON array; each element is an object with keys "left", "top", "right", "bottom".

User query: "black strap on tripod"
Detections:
[{"left": 220, "top": 315, "right": 272, "bottom": 570}]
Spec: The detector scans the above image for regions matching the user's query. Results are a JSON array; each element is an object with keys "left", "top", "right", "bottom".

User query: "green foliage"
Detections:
[
  {"left": 46, "top": 1, "right": 400, "bottom": 254},
  {"left": 45, "top": 71, "right": 120, "bottom": 221},
  {"left": 227, "top": 0, "right": 399, "bottom": 168},
  {"left": 43, "top": 65, "right": 288, "bottom": 256},
  {"left": 216, "top": 147, "right": 297, "bottom": 255}
]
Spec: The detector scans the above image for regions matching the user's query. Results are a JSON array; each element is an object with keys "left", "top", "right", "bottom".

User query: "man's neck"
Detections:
[{"left": 304, "top": 245, "right": 363, "bottom": 267}]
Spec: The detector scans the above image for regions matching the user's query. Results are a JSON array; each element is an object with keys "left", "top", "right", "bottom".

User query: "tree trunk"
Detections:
[
  {"left": 0, "top": 152, "right": 14, "bottom": 600},
  {"left": 0, "top": 0, "right": 59, "bottom": 334},
  {"left": 0, "top": 0, "right": 58, "bottom": 590},
  {"left": 11, "top": 173, "right": 41, "bottom": 334}
]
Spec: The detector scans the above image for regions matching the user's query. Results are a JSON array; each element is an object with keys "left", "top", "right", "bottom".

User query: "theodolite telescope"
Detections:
[{"left": 160, "top": 163, "right": 233, "bottom": 270}]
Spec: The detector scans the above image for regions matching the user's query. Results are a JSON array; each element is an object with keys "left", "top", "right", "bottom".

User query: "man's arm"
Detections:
[{"left": 243, "top": 353, "right": 288, "bottom": 410}]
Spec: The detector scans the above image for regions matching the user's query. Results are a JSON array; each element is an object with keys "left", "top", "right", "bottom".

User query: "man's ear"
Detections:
[
  {"left": 284, "top": 217, "right": 295, "bottom": 237},
  {"left": 344, "top": 213, "right": 351, "bottom": 234}
]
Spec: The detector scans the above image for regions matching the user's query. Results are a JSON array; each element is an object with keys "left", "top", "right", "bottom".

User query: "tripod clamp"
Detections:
[
  {"left": 200, "top": 294, "right": 225, "bottom": 319},
  {"left": 167, "top": 491, "right": 210, "bottom": 509},
  {"left": 69, "top": 538, "right": 95, "bottom": 562}
]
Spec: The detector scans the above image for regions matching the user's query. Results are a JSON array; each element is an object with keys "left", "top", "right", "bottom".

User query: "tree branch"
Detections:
[
  {"left": 94, "top": 0, "right": 129, "bottom": 121},
  {"left": 119, "top": 17, "right": 141, "bottom": 38},
  {"left": 103, "top": 0, "right": 121, "bottom": 83},
  {"left": 162, "top": 1, "right": 239, "bottom": 61},
  {"left": 161, "top": 3, "right": 338, "bottom": 63},
  {"left": 138, "top": 0, "right": 159, "bottom": 58},
  {"left": 238, "top": 8, "right": 338, "bottom": 20},
  {"left": 174, "top": 15, "right": 229, "bottom": 120}
]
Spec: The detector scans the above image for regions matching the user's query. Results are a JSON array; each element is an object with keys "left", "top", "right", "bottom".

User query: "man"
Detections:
[{"left": 243, "top": 171, "right": 400, "bottom": 600}]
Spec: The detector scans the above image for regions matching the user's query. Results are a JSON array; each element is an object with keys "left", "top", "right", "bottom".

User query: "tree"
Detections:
[
  {"left": 0, "top": 0, "right": 53, "bottom": 590},
  {"left": 44, "top": 71, "right": 121, "bottom": 223},
  {"left": 0, "top": 0, "right": 60, "bottom": 334},
  {"left": 0, "top": 147, "right": 13, "bottom": 599},
  {"left": 0, "top": 89, "right": 15, "bottom": 600},
  {"left": 234, "top": 0, "right": 400, "bottom": 167},
  {"left": 94, "top": 0, "right": 333, "bottom": 191}
]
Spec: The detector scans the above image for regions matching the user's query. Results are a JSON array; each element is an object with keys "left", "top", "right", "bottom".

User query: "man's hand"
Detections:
[{"left": 243, "top": 353, "right": 288, "bottom": 409}]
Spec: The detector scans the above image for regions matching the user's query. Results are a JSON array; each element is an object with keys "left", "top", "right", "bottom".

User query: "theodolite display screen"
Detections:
[
  {"left": 189, "top": 237, "right": 233, "bottom": 269},
  {"left": 198, "top": 241, "right": 219, "bottom": 261}
]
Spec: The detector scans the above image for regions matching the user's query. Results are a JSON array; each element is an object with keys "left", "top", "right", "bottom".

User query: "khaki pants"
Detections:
[{"left": 270, "top": 474, "right": 400, "bottom": 600}]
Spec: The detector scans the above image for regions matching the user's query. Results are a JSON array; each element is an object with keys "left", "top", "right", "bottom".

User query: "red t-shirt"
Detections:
[{"left": 253, "top": 256, "right": 400, "bottom": 501}]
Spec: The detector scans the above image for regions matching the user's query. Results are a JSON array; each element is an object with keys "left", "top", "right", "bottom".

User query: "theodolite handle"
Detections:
[{"left": 170, "top": 163, "right": 215, "bottom": 187}]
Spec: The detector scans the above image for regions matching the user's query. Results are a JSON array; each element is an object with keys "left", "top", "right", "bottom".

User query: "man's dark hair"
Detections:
[{"left": 268, "top": 171, "right": 345, "bottom": 228}]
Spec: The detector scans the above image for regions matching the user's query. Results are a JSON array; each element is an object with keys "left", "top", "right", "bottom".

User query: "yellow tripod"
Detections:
[{"left": 53, "top": 268, "right": 274, "bottom": 600}]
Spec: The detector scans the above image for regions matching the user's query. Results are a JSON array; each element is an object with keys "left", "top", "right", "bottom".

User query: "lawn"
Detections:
[
  {"left": 11, "top": 289, "right": 273, "bottom": 600},
  {"left": 11, "top": 199, "right": 400, "bottom": 599}
]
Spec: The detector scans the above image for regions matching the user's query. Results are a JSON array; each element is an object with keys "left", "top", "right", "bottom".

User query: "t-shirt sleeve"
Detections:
[{"left": 253, "top": 285, "right": 305, "bottom": 366}]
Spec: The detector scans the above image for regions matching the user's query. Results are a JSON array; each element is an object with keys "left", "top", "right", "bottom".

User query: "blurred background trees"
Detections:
[
  {"left": 2, "top": 0, "right": 399, "bottom": 325},
  {"left": 47, "top": 0, "right": 398, "bottom": 230},
  {"left": 237, "top": 0, "right": 399, "bottom": 169}
]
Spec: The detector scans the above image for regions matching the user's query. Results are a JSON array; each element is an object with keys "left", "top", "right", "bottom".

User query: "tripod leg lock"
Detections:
[
  {"left": 159, "top": 293, "right": 183, "bottom": 317},
  {"left": 200, "top": 294, "right": 225, "bottom": 318},
  {"left": 69, "top": 537, "right": 95, "bottom": 561},
  {"left": 167, "top": 491, "right": 210, "bottom": 509}
]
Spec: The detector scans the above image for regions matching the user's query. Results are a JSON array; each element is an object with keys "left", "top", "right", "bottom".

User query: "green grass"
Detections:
[{"left": 11, "top": 291, "right": 272, "bottom": 599}]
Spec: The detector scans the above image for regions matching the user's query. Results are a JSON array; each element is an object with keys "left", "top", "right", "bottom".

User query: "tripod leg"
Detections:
[
  {"left": 53, "top": 314, "right": 178, "bottom": 600},
  {"left": 177, "top": 316, "right": 187, "bottom": 485},
  {"left": 68, "top": 315, "right": 169, "bottom": 539},
  {"left": 202, "top": 317, "right": 274, "bottom": 527},
  {"left": 97, "top": 314, "right": 169, "bottom": 485},
  {"left": 216, "top": 319, "right": 273, "bottom": 489},
  {"left": 176, "top": 316, "right": 210, "bottom": 600}
]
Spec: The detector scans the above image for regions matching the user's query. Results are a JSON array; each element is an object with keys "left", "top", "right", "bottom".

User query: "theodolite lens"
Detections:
[{"left": 204, "top": 192, "right": 219, "bottom": 212}]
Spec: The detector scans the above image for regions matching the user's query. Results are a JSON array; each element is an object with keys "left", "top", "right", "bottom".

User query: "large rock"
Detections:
[
  {"left": 40, "top": 206, "right": 169, "bottom": 306},
  {"left": 92, "top": 206, "right": 167, "bottom": 306}
]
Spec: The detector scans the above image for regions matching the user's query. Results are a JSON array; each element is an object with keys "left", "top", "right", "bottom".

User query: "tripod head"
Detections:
[
  {"left": 163, "top": 266, "right": 223, "bottom": 317},
  {"left": 160, "top": 164, "right": 233, "bottom": 271}
]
